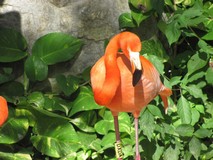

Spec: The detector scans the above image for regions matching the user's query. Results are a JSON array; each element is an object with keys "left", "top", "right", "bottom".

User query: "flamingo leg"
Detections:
[
  {"left": 113, "top": 115, "right": 123, "bottom": 160},
  {"left": 135, "top": 118, "right": 141, "bottom": 160}
]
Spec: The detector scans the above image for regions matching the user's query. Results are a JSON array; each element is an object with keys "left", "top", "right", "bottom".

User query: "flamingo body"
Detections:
[
  {"left": 0, "top": 96, "right": 8, "bottom": 127},
  {"left": 90, "top": 32, "right": 172, "bottom": 160}
]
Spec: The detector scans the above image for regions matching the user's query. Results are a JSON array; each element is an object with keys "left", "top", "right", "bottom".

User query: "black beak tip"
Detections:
[{"left": 132, "top": 69, "right": 142, "bottom": 86}]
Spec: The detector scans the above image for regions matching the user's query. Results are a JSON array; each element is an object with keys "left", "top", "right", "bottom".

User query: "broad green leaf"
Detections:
[
  {"left": 190, "top": 108, "right": 200, "bottom": 126},
  {"left": 165, "top": 20, "right": 181, "bottom": 45},
  {"left": 206, "top": 102, "right": 213, "bottom": 116},
  {"left": 0, "top": 152, "right": 31, "bottom": 160},
  {"left": 198, "top": 40, "right": 213, "bottom": 56},
  {"left": 95, "top": 119, "right": 114, "bottom": 135},
  {"left": 152, "top": 144, "right": 164, "bottom": 160},
  {"left": 169, "top": 76, "right": 182, "bottom": 86},
  {"left": 164, "top": 145, "right": 180, "bottom": 160},
  {"left": 118, "top": 13, "right": 136, "bottom": 29},
  {"left": 32, "top": 32, "right": 83, "bottom": 65},
  {"left": 195, "top": 104, "right": 204, "bottom": 114},
  {"left": 101, "top": 132, "right": 115, "bottom": 149},
  {"left": 144, "top": 54, "right": 164, "bottom": 75},
  {"left": 173, "top": 50, "right": 193, "bottom": 69},
  {"left": 27, "top": 92, "right": 45, "bottom": 108},
  {"left": 194, "top": 128, "right": 212, "bottom": 138},
  {"left": 131, "top": 10, "right": 148, "bottom": 27},
  {"left": 0, "top": 67, "right": 14, "bottom": 85},
  {"left": 202, "top": 31, "right": 213, "bottom": 40},
  {"left": 70, "top": 111, "right": 96, "bottom": 132},
  {"left": 184, "top": 85, "right": 206, "bottom": 101},
  {"left": 0, "top": 117, "right": 29, "bottom": 144},
  {"left": 0, "top": 81, "right": 24, "bottom": 96},
  {"left": 177, "top": 95, "right": 192, "bottom": 124},
  {"left": 140, "top": 109, "right": 155, "bottom": 141},
  {"left": 56, "top": 74, "right": 80, "bottom": 96},
  {"left": 43, "top": 97, "right": 71, "bottom": 115},
  {"left": 69, "top": 86, "right": 103, "bottom": 116},
  {"left": 205, "top": 68, "right": 213, "bottom": 85},
  {"left": 176, "top": 124, "right": 194, "bottom": 137},
  {"left": 141, "top": 139, "right": 157, "bottom": 160},
  {"left": 31, "top": 118, "right": 79, "bottom": 158},
  {"left": 25, "top": 56, "right": 48, "bottom": 81},
  {"left": 95, "top": 111, "right": 131, "bottom": 135},
  {"left": 77, "top": 132, "right": 97, "bottom": 150},
  {"left": 187, "top": 71, "right": 205, "bottom": 83},
  {"left": 202, "top": 118, "right": 213, "bottom": 129},
  {"left": 189, "top": 136, "right": 201, "bottom": 160},
  {"left": 141, "top": 39, "right": 168, "bottom": 61},
  {"left": 162, "top": 122, "right": 176, "bottom": 135},
  {"left": 147, "top": 104, "right": 164, "bottom": 119},
  {"left": 0, "top": 28, "right": 27, "bottom": 62},
  {"left": 187, "top": 52, "right": 208, "bottom": 75}
]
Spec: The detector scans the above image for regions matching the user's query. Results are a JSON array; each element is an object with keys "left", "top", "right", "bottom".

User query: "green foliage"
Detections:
[
  {"left": 119, "top": 0, "right": 213, "bottom": 159},
  {"left": 0, "top": 0, "right": 213, "bottom": 159}
]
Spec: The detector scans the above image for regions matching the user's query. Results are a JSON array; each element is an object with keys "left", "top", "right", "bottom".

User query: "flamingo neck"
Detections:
[{"left": 95, "top": 35, "right": 121, "bottom": 105}]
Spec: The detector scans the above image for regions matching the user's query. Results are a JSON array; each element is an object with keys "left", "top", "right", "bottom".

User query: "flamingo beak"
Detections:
[{"left": 129, "top": 50, "right": 142, "bottom": 86}]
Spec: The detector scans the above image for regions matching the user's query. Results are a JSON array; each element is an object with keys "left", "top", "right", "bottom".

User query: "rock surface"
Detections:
[{"left": 0, "top": 0, "right": 129, "bottom": 73}]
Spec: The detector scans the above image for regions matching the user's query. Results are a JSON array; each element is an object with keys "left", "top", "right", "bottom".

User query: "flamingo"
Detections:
[
  {"left": 90, "top": 31, "right": 172, "bottom": 160},
  {"left": 0, "top": 96, "right": 8, "bottom": 127}
]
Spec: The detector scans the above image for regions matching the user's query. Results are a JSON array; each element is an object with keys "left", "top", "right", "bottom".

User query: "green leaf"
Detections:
[
  {"left": 164, "top": 145, "right": 180, "bottom": 160},
  {"left": 187, "top": 52, "right": 208, "bottom": 75},
  {"left": 140, "top": 109, "right": 155, "bottom": 140},
  {"left": 198, "top": 40, "right": 213, "bottom": 56},
  {"left": 152, "top": 144, "right": 164, "bottom": 160},
  {"left": 141, "top": 39, "right": 168, "bottom": 61},
  {"left": 205, "top": 68, "right": 213, "bottom": 85},
  {"left": 184, "top": 85, "right": 206, "bottom": 101},
  {"left": 131, "top": 10, "right": 148, "bottom": 27},
  {"left": 0, "top": 152, "right": 32, "bottom": 160},
  {"left": 202, "top": 31, "right": 213, "bottom": 40},
  {"left": 165, "top": 20, "right": 181, "bottom": 45},
  {"left": 32, "top": 32, "right": 83, "bottom": 65},
  {"left": 177, "top": 95, "right": 192, "bottom": 124},
  {"left": 27, "top": 92, "right": 45, "bottom": 108},
  {"left": 118, "top": 13, "right": 136, "bottom": 29},
  {"left": 169, "top": 76, "right": 182, "bottom": 86},
  {"left": 69, "top": 86, "right": 103, "bottom": 116},
  {"left": 187, "top": 71, "right": 205, "bottom": 83},
  {"left": 25, "top": 56, "right": 48, "bottom": 81},
  {"left": 147, "top": 104, "right": 164, "bottom": 119},
  {"left": 189, "top": 136, "right": 201, "bottom": 160},
  {"left": 175, "top": 124, "right": 194, "bottom": 137},
  {"left": 0, "top": 81, "right": 24, "bottom": 96},
  {"left": 190, "top": 108, "right": 200, "bottom": 126},
  {"left": 95, "top": 111, "right": 132, "bottom": 135},
  {"left": 0, "top": 28, "right": 27, "bottom": 62},
  {"left": 202, "top": 118, "right": 213, "bottom": 129},
  {"left": 56, "top": 74, "right": 80, "bottom": 96},
  {"left": 31, "top": 118, "right": 79, "bottom": 158},
  {"left": 43, "top": 97, "right": 71, "bottom": 115},
  {"left": 70, "top": 111, "right": 96, "bottom": 132},
  {"left": 194, "top": 128, "right": 212, "bottom": 138},
  {"left": 144, "top": 54, "right": 164, "bottom": 75},
  {"left": 0, "top": 117, "right": 29, "bottom": 144},
  {"left": 77, "top": 132, "right": 97, "bottom": 150}
]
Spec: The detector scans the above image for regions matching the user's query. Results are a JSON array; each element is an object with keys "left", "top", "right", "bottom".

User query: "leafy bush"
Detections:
[{"left": 0, "top": 0, "right": 212, "bottom": 159}]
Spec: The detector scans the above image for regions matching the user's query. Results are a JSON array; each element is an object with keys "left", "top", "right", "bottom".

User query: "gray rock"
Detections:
[{"left": 0, "top": 0, "right": 129, "bottom": 74}]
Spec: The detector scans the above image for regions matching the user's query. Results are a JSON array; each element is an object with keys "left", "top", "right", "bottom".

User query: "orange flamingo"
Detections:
[
  {"left": 0, "top": 96, "right": 8, "bottom": 127},
  {"left": 90, "top": 31, "right": 172, "bottom": 160}
]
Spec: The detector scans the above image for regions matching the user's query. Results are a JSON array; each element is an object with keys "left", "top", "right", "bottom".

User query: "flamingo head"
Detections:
[{"left": 119, "top": 32, "right": 142, "bottom": 86}]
